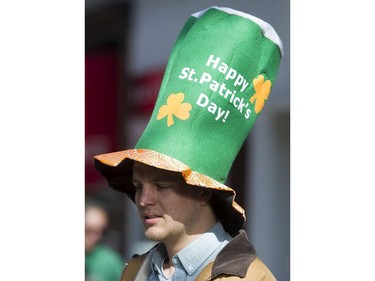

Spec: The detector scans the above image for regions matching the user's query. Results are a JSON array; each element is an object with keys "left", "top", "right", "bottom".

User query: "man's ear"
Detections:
[{"left": 200, "top": 189, "right": 212, "bottom": 206}]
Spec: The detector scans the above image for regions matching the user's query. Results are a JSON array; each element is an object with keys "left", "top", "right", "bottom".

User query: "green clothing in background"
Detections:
[{"left": 86, "top": 244, "right": 124, "bottom": 281}]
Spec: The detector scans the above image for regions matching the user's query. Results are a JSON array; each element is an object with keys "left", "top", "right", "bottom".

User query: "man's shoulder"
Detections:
[
  {"left": 121, "top": 254, "right": 147, "bottom": 281},
  {"left": 121, "top": 245, "right": 159, "bottom": 281},
  {"left": 127, "top": 253, "right": 148, "bottom": 269},
  {"left": 202, "top": 257, "right": 276, "bottom": 281},
  {"left": 207, "top": 230, "right": 276, "bottom": 281},
  {"left": 244, "top": 257, "right": 277, "bottom": 281},
  {"left": 128, "top": 242, "right": 159, "bottom": 262}
]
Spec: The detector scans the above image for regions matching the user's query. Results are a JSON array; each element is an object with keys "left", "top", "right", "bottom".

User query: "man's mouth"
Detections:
[
  {"left": 144, "top": 214, "right": 160, "bottom": 218},
  {"left": 143, "top": 214, "right": 162, "bottom": 224}
]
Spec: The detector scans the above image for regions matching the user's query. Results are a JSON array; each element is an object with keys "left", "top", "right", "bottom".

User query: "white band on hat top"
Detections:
[{"left": 192, "top": 6, "right": 284, "bottom": 56}]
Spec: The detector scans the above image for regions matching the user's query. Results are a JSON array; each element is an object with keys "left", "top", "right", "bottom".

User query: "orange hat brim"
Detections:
[{"left": 94, "top": 148, "right": 245, "bottom": 234}]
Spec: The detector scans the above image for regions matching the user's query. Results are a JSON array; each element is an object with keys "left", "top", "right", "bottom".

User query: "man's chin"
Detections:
[{"left": 144, "top": 228, "right": 166, "bottom": 242}]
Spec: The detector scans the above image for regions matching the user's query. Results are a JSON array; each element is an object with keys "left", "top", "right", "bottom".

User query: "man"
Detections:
[
  {"left": 131, "top": 162, "right": 220, "bottom": 279},
  {"left": 94, "top": 6, "right": 283, "bottom": 280}
]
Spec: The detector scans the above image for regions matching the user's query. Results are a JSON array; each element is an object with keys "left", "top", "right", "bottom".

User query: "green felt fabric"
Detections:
[{"left": 135, "top": 7, "right": 282, "bottom": 183}]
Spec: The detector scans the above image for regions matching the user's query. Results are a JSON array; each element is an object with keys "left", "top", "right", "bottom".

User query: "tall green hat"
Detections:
[{"left": 94, "top": 6, "right": 283, "bottom": 234}]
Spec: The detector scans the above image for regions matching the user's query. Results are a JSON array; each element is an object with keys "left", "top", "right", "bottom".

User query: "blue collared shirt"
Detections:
[{"left": 147, "top": 222, "right": 232, "bottom": 281}]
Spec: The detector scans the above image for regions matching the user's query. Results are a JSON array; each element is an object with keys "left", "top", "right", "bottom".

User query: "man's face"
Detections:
[{"left": 132, "top": 162, "right": 203, "bottom": 245}]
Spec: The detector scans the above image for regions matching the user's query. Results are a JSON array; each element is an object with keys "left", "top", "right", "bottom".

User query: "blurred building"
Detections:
[{"left": 85, "top": 0, "right": 290, "bottom": 280}]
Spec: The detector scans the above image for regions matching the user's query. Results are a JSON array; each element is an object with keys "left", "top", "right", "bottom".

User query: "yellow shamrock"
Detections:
[
  {"left": 249, "top": 75, "right": 272, "bottom": 113},
  {"left": 157, "top": 92, "right": 192, "bottom": 127}
]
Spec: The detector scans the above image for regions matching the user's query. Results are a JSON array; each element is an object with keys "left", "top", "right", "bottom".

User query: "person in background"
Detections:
[
  {"left": 94, "top": 6, "right": 283, "bottom": 281},
  {"left": 85, "top": 199, "right": 124, "bottom": 281}
]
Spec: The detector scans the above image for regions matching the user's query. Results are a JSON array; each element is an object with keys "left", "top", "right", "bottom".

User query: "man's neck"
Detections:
[
  {"left": 164, "top": 232, "right": 202, "bottom": 259},
  {"left": 162, "top": 220, "right": 219, "bottom": 266}
]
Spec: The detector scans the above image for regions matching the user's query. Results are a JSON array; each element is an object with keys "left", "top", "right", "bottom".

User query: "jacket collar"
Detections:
[{"left": 211, "top": 229, "right": 257, "bottom": 278}]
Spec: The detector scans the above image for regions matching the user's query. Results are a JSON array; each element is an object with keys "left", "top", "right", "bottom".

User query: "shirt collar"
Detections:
[
  {"left": 175, "top": 222, "right": 231, "bottom": 276},
  {"left": 150, "top": 243, "right": 167, "bottom": 276},
  {"left": 150, "top": 222, "right": 231, "bottom": 277}
]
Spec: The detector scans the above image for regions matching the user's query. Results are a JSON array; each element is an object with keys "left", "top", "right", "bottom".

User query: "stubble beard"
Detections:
[
  {"left": 144, "top": 229, "right": 164, "bottom": 242},
  {"left": 143, "top": 220, "right": 184, "bottom": 244},
  {"left": 143, "top": 224, "right": 171, "bottom": 242}
]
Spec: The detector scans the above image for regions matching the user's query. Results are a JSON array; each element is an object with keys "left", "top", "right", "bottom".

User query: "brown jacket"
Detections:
[{"left": 121, "top": 230, "right": 276, "bottom": 281}]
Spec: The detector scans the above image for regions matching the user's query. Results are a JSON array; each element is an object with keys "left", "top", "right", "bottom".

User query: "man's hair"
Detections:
[{"left": 210, "top": 190, "right": 243, "bottom": 235}]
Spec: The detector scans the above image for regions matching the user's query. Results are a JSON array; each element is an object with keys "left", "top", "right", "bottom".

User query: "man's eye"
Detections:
[
  {"left": 133, "top": 184, "right": 142, "bottom": 191},
  {"left": 156, "top": 184, "right": 169, "bottom": 190}
]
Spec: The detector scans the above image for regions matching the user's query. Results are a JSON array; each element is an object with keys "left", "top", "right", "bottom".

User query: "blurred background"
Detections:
[{"left": 85, "top": 0, "right": 289, "bottom": 280}]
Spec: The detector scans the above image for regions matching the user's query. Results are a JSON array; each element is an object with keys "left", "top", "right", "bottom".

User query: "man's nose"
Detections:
[{"left": 137, "top": 185, "right": 157, "bottom": 207}]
